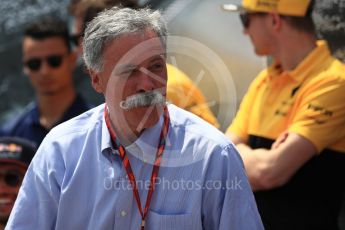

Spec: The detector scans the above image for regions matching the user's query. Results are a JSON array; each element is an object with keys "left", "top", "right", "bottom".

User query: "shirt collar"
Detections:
[
  {"left": 101, "top": 106, "right": 113, "bottom": 154},
  {"left": 127, "top": 114, "right": 163, "bottom": 160},
  {"left": 101, "top": 106, "right": 164, "bottom": 161},
  {"left": 59, "top": 94, "right": 89, "bottom": 123},
  {"left": 267, "top": 40, "right": 331, "bottom": 83},
  {"left": 30, "top": 94, "right": 89, "bottom": 127}
]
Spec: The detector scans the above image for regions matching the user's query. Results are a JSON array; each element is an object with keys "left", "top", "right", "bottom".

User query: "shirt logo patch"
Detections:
[
  {"left": 307, "top": 103, "right": 333, "bottom": 124},
  {"left": 257, "top": 0, "right": 278, "bottom": 9}
]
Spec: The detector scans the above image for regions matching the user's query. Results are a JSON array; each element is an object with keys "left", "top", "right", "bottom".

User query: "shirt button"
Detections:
[{"left": 121, "top": 210, "right": 127, "bottom": 217}]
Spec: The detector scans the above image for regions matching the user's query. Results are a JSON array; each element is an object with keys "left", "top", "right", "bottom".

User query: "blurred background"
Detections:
[{"left": 0, "top": 0, "right": 344, "bottom": 131}]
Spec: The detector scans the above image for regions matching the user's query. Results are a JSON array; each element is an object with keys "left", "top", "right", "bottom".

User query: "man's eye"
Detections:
[{"left": 150, "top": 62, "right": 164, "bottom": 71}]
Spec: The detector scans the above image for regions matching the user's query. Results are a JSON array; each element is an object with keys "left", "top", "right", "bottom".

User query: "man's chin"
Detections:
[
  {"left": 127, "top": 105, "right": 163, "bottom": 129},
  {"left": 39, "top": 89, "right": 60, "bottom": 96}
]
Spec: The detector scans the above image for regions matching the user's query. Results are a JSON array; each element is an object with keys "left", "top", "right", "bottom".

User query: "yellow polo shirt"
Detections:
[
  {"left": 227, "top": 40, "right": 345, "bottom": 153},
  {"left": 167, "top": 64, "right": 220, "bottom": 128}
]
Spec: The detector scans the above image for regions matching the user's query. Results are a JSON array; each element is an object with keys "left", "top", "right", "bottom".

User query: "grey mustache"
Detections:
[{"left": 119, "top": 91, "right": 166, "bottom": 110}]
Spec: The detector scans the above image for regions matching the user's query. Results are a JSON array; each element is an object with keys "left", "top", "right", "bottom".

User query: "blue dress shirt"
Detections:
[
  {"left": 6, "top": 104, "right": 263, "bottom": 230},
  {"left": 0, "top": 94, "right": 91, "bottom": 148}
]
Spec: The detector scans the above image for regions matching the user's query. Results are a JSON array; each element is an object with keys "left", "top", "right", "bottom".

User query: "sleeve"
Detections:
[
  {"left": 166, "top": 64, "right": 220, "bottom": 128},
  {"left": 226, "top": 72, "right": 266, "bottom": 142},
  {"left": 6, "top": 137, "right": 65, "bottom": 230},
  {"left": 288, "top": 76, "right": 345, "bottom": 153},
  {"left": 201, "top": 145, "right": 264, "bottom": 230}
]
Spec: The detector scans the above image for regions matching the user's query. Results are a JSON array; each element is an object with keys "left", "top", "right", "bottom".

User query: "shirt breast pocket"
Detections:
[{"left": 145, "top": 210, "right": 194, "bottom": 230}]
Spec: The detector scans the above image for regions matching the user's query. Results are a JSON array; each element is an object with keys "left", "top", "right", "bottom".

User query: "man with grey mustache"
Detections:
[{"left": 6, "top": 7, "right": 263, "bottom": 230}]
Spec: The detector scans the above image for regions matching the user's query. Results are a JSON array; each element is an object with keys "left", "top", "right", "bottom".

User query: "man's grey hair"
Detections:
[{"left": 83, "top": 7, "right": 167, "bottom": 72}]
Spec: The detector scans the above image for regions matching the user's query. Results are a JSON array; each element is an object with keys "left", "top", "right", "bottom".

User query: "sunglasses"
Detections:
[
  {"left": 239, "top": 12, "right": 266, "bottom": 28},
  {"left": 24, "top": 55, "right": 66, "bottom": 71},
  {"left": 0, "top": 170, "right": 24, "bottom": 187}
]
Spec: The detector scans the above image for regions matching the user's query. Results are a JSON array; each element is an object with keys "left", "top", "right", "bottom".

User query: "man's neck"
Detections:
[
  {"left": 272, "top": 33, "right": 317, "bottom": 71},
  {"left": 37, "top": 87, "right": 76, "bottom": 129}
]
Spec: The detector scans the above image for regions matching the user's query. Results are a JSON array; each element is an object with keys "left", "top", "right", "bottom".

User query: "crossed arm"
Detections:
[{"left": 226, "top": 131, "right": 317, "bottom": 191}]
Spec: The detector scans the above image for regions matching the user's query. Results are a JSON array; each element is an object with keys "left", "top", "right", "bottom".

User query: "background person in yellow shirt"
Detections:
[
  {"left": 166, "top": 64, "right": 219, "bottom": 127},
  {"left": 69, "top": 0, "right": 219, "bottom": 128},
  {"left": 223, "top": 0, "right": 345, "bottom": 229}
]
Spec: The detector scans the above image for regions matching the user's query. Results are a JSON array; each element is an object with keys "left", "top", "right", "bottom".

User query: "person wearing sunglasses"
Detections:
[
  {"left": 0, "top": 17, "right": 91, "bottom": 148},
  {"left": 223, "top": 0, "right": 345, "bottom": 229},
  {"left": 0, "top": 137, "right": 36, "bottom": 229}
]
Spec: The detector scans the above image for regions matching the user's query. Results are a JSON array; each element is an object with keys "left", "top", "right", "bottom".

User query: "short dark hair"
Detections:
[
  {"left": 24, "top": 16, "right": 71, "bottom": 52},
  {"left": 281, "top": 0, "right": 315, "bottom": 34},
  {"left": 69, "top": 0, "right": 139, "bottom": 34}
]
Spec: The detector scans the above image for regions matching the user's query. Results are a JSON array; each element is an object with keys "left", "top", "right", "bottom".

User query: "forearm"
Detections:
[
  {"left": 236, "top": 143, "right": 290, "bottom": 191},
  {"left": 234, "top": 133, "right": 316, "bottom": 191}
]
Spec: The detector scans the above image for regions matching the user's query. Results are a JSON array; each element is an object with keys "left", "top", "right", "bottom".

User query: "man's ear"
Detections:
[
  {"left": 89, "top": 69, "right": 104, "bottom": 93},
  {"left": 269, "top": 12, "right": 282, "bottom": 31}
]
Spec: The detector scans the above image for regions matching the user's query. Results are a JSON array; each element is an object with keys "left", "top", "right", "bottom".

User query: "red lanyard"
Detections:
[{"left": 104, "top": 105, "right": 170, "bottom": 230}]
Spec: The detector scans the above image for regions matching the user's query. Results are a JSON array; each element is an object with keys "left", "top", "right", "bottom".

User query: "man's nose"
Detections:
[
  {"left": 136, "top": 70, "right": 156, "bottom": 92},
  {"left": 39, "top": 61, "right": 52, "bottom": 75}
]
